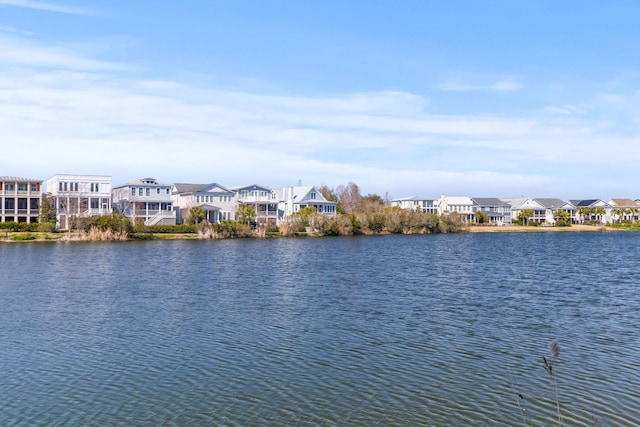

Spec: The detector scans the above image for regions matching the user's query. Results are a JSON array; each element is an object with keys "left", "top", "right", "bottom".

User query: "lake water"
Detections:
[{"left": 1, "top": 232, "right": 639, "bottom": 426}]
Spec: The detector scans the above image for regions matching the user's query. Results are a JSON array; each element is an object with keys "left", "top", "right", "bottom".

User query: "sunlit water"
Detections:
[{"left": 1, "top": 232, "right": 639, "bottom": 426}]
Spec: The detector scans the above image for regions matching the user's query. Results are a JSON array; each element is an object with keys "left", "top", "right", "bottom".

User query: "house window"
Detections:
[
  {"left": 131, "top": 187, "right": 136, "bottom": 196},
  {"left": 139, "top": 188, "right": 143, "bottom": 196},
  {"left": 30, "top": 198, "right": 39, "bottom": 209},
  {"left": 31, "top": 183, "right": 38, "bottom": 192},
  {"left": 310, "top": 192, "right": 316, "bottom": 200},
  {"left": 157, "top": 188, "right": 160, "bottom": 194},
  {"left": 165, "top": 188, "right": 170, "bottom": 195},
  {"left": 59, "top": 182, "right": 64, "bottom": 191},
  {"left": 146, "top": 188, "right": 150, "bottom": 196},
  {"left": 5, "top": 198, "right": 14, "bottom": 209},
  {"left": 18, "top": 183, "right": 27, "bottom": 191}
]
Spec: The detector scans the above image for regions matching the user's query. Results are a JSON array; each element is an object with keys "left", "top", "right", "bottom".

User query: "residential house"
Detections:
[
  {"left": 172, "top": 183, "right": 236, "bottom": 224},
  {"left": 607, "top": 198, "right": 640, "bottom": 223},
  {"left": 435, "top": 195, "right": 475, "bottom": 222},
  {"left": 471, "top": 198, "right": 512, "bottom": 225},
  {"left": 501, "top": 198, "right": 547, "bottom": 224},
  {"left": 276, "top": 185, "right": 337, "bottom": 222},
  {"left": 534, "top": 198, "right": 575, "bottom": 225},
  {"left": 112, "top": 178, "right": 176, "bottom": 226},
  {"left": 46, "top": 174, "right": 111, "bottom": 229},
  {"left": 0, "top": 176, "right": 42, "bottom": 223},
  {"left": 230, "top": 184, "right": 279, "bottom": 225},
  {"left": 390, "top": 196, "right": 438, "bottom": 214},
  {"left": 569, "top": 199, "right": 612, "bottom": 224}
]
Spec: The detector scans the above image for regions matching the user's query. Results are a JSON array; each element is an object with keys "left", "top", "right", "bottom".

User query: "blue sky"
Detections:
[{"left": 1, "top": 0, "right": 640, "bottom": 199}]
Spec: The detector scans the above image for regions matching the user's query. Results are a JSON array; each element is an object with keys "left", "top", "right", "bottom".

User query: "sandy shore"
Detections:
[{"left": 466, "top": 224, "right": 612, "bottom": 233}]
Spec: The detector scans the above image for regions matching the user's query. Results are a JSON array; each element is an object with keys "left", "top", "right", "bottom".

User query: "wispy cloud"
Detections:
[
  {"left": 0, "top": 25, "right": 34, "bottom": 36},
  {"left": 437, "top": 78, "right": 522, "bottom": 93},
  {"left": 0, "top": 0, "right": 96, "bottom": 15}
]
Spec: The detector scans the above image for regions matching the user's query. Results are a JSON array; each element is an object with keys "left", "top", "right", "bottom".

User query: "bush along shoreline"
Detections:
[{"left": 0, "top": 209, "right": 466, "bottom": 242}]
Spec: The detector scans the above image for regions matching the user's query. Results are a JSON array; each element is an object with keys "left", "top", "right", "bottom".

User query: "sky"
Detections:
[{"left": 1, "top": 1, "right": 640, "bottom": 199}]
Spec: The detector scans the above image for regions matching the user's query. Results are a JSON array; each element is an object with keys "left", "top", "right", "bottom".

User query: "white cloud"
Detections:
[
  {"left": 437, "top": 78, "right": 522, "bottom": 93},
  {"left": 0, "top": 0, "right": 96, "bottom": 15}
]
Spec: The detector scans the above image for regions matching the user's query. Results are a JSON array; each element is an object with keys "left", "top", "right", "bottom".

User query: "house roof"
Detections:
[
  {"left": 441, "top": 196, "right": 473, "bottom": 205},
  {"left": 501, "top": 198, "right": 545, "bottom": 210},
  {"left": 471, "top": 197, "right": 509, "bottom": 206},
  {"left": 392, "top": 196, "right": 435, "bottom": 202},
  {"left": 114, "top": 177, "right": 171, "bottom": 189},
  {"left": 570, "top": 199, "right": 608, "bottom": 207},
  {"left": 229, "top": 184, "right": 273, "bottom": 192},
  {"left": 173, "top": 183, "right": 233, "bottom": 195},
  {"left": 0, "top": 176, "right": 42, "bottom": 182},
  {"left": 534, "top": 198, "right": 573, "bottom": 209},
  {"left": 608, "top": 198, "right": 637, "bottom": 207}
]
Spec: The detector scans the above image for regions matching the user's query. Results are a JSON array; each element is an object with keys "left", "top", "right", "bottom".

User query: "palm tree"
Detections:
[
  {"left": 518, "top": 208, "right": 534, "bottom": 226},
  {"left": 237, "top": 203, "right": 256, "bottom": 226}
]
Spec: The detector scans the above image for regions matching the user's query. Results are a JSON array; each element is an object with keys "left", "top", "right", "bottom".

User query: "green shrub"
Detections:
[
  {"left": 83, "top": 214, "right": 134, "bottom": 237},
  {"left": 147, "top": 224, "right": 197, "bottom": 233},
  {"left": 37, "top": 222, "right": 57, "bottom": 233}
]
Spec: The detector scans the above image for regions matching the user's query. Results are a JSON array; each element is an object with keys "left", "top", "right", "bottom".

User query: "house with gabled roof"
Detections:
[
  {"left": 390, "top": 196, "right": 437, "bottom": 214},
  {"left": 501, "top": 197, "right": 546, "bottom": 224},
  {"left": 276, "top": 185, "right": 337, "bottom": 222},
  {"left": 569, "top": 199, "right": 611, "bottom": 224},
  {"left": 534, "top": 198, "right": 575, "bottom": 225},
  {"left": 471, "top": 197, "right": 512, "bottom": 225},
  {"left": 112, "top": 178, "right": 176, "bottom": 226},
  {"left": 172, "top": 183, "right": 236, "bottom": 224},
  {"left": 229, "top": 184, "right": 279, "bottom": 225},
  {"left": 435, "top": 195, "right": 475, "bottom": 222},
  {"left": 607, "top": 198, "right": 640, "bottom": 223},
  {"left": 0, "top": 176, "right": 42, "bottom": 224}
]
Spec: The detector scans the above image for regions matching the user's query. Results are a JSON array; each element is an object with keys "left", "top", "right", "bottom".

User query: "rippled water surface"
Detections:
[{"left": 1, "top": 233, "right": 639, "bottom": 426}]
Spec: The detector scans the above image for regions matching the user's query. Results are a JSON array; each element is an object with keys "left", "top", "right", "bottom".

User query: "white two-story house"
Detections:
[
  {"left": 112, "top": 178, "right": 176, "bottom": 226},
  {"left": 391, "top": 196, "right": 438, "bottom": 214},
  {"left": 46, "top": 174, "right": 111, "bottom": 229},
  {"left": 276, "top": 185, "right": 337, "bottom": 222},
  {"left": 172, "top": 183, "right": 236, "bottom": 224},
  {"left": 230, "top": 184, "right": 279, "bottom": 225}
]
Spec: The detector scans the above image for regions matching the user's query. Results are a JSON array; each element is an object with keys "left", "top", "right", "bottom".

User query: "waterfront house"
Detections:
[
  {"left": 501, "top": 198, "right": 546, "bottom": 224},
  {"left": 229, "top": 184, "right": 279, "bottom": 225},
  {"left": 276, "top": 185, "right": 337, "bottom": 222},
  {"left": 0, "top": 176, "right": 42, "bottom": 223},
  {"left": 569, "top": 199, "right": 611, "bottom": 224},
  {"left": 471, "top": 197, "right": 512, "bottom": 225},
  {"left": 390, "top": 196, "right": 438, "bottom": 214},
  {"left": 435, "top": 195, "right": 475, "bottom": 222},
  {"left": 112, "top": 178, "right": 176, "bottom": 226},
  {"left": 607, "top": 198, "right": 640, "bottom": 223},
  {"left": 172, "top": 183, "right": 236, "bottom": 224},
  {"left": 46, "top": 174, "right": 111, "bottom": 229},
  {"left": 534, "top": 198, "right": 576, "bottom": 225}
]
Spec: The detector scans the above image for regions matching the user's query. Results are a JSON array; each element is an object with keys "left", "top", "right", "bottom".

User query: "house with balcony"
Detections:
[
  {"left": 569, "top": 199, "right": 612, "bottom": 224},
  {"left": 276, "top": 185, "right": 337, "bottom": 222},
  {"left": 607, "top": 198, "right": 640, "bottom": 223},
  {"left": 0, "top": 176, "right": 42, "bottom": 223},
  {"left": 534, "top": 198, "right": 576, "bottom": 224},
  {"left": 229, "top": 184, "right": 279, "bottom": 225},
  {"left": 172, "top": 183, "right": 236, "bottom": 224},
  {"left": 112, "top": 178, "right": 176, "bottom": 226},
  {"left": 435, "top": 195, "right": 475, "bottom": 222},
  {"left": 471, "top": 198, "right": 512, "bottom": 225},
  {"left": 501, "top": 198, "right": 547, "bottom": 224},
  {"left": 45, "top": 174, "right": 111, "bottom": 229},
  {"left": 391, "top": 196, "right": 438, "bottom": 214}
]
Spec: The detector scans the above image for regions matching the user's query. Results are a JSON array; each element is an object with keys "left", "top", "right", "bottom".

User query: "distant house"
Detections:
[
  {"left": 112, "top": 178, "right": 176, "bottom": 226},
  {"left": 230, "top": 184, "right": 279, "bottom": 225},
  {"left": 172, "top": 183, "right": 236, "bottom": 224},
  {"left": 471, "top": 198, "right": 512, "bottom": 225},
  {"left": 46, "top": 174, "right": 112, "bottom": 229},
  {"left": 607, "top": 198, "right": 640, "bottom": 223},
  {"left": 276, "top": 185, "right": 337, "bottom": 222},
  {"left": 501, "top": 198, "right": 546, "bottom": 224},
  {"left": 390, "top": 196, "right": 438, "bottom": 214},
  {"left": 0, "top": 176, "right": 42, "bottom": 224},
  {"left": 569, "top": 199, "right": 611, "bottom": 224},
  {"left": 435, "top": 195, "right": 475, "bottom": 222},
  {"left": 534, "top": 198, "right": 575, "bottom": 224}
]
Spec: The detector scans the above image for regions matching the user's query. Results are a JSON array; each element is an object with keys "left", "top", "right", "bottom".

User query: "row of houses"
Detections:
[
  {"left": 391, "top": 196, "right": 639, "bottom": 225},
  {"left": 1, "top": 174, "right": 637, "bottom": 227},
  {"left": 0, "top": 175, "right": 337, "bottom": 228}
]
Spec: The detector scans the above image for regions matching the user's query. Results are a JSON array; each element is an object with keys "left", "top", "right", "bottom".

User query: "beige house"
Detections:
[{"left": 0, "top": 176, "right": 42, "bottom": 223}]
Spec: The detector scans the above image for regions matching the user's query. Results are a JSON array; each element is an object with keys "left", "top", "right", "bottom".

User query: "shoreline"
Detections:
[{"left": 465, "top": 224, "right": 613, "bottom": 233}]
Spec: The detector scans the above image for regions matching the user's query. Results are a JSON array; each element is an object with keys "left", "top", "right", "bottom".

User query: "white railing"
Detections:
[{"left": 145, "top": 211, "right": 176, "bottom": 226}]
